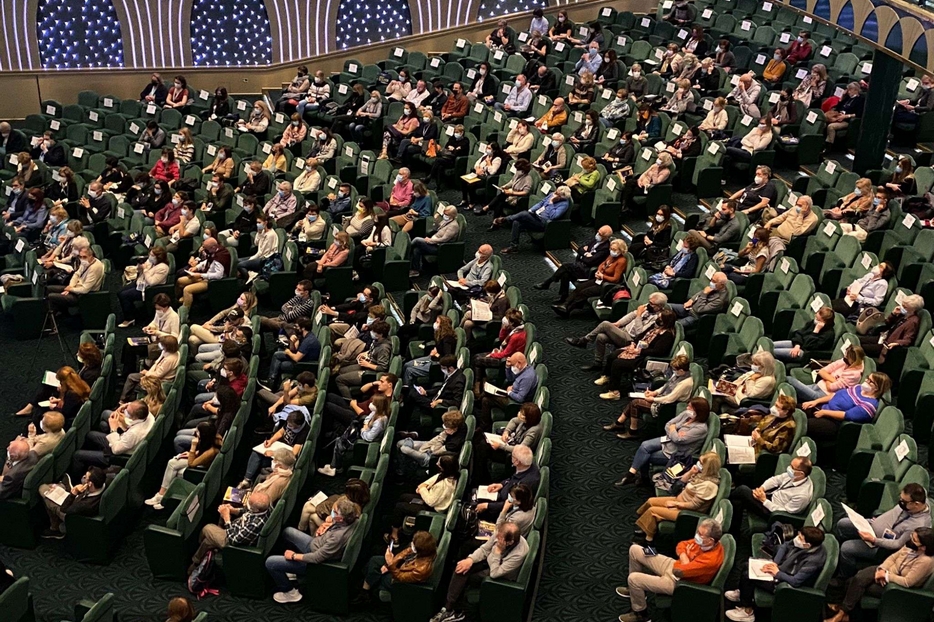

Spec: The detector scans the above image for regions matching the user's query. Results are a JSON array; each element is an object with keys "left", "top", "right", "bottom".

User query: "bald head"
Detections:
[
  {"left": 507, "top": 352, "right": 528, "bottom": 370},
  {"left": 598, "top": 225, "right": 613, "bottom": 239},
  {"left": 248, "top": 491, "right": 270, "bottom": 512},
  {"left": 7, "top": 439, "right": 29, "bottom": 461},
  {"left": 0, "top": 122, "right": 10, "bottom": 136},
  {"left": 478, "top": 244, "right": 493, "bottom": 259},
  {"left": 712, "top": 272, "right": 727, "bottom": 288},
  {"left": 201, "top": 237, "right": 218, "bottom": 252},
  {"left": 553, "top": 97, "right": 566, "bottom": 109}
]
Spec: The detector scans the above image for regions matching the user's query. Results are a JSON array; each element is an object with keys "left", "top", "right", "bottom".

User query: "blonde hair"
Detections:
[
  {"left": 696, "top": 452, "right": 722, "bottom": 480},
  {"left": 751, "top": 351, "right": 776, "bottom": 377},
  {"left": 609, "top": 238, "right": 628, "bottom": 254},
  {"left": 657, "top": 152, "right": 673, "bottom": 168}
]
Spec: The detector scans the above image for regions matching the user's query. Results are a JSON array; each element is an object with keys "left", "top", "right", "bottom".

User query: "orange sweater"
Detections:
[
  {"left": 674, "top": 540, "right": 724, "bottom": 584},
  {"left": 597, "top": 255, "right": 627, "bottom": 284}
]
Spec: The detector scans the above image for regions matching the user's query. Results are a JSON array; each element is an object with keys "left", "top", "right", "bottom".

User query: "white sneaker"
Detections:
[
  {"left": 317, "top": 465, "right": 336, "bottom": 477},
  {"left": 594, "top": 375, "right": 610, "bottom": 386},
  {"left": 118, "top": 320, "right": 135, "bottom": 328},
  {"left": 144, "top": 493, "right": 164, "bottom": 507},
  {"left": 153, "top": 502, "right": 164, "bottom": 511},
  {"left": 724, "top": 590, "right": 740, "bottom": 602},
  {"left": 273, "top": 588, "right": 303, "bottom": 604},
  {"left": 725, "top": 608, "right": 755, "bottom": 622}
]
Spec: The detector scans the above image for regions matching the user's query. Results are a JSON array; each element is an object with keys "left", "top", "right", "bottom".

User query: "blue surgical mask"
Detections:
[
  {"left": 307, "top": 214, "right": 317, "bottom": 222},
  {"left": 365, "top": 316, "right": 376, "bottom": 325},
  {"left": 257, "top": 223, "right": 264, "bottom": 231},
  {"left": 395, "top": 174, "right": 403, "bottom": 184},
  {"left": 786, "top": 466, "right": 796, "bottom": 478},
  {"left": 896, "top": 166, "right": 903, "bottom": 174},
  {"left": 154, "top": 188, "right": 162, "bottom": 195},
  {"left": 330, "top": 509, "right": 337, "bottom": 519},
  {"left": 357, "top": 293, "right": 367, "bottom": 303},
  {"left": 694, "top": 534, "right": 705, "bottom": 546},
  {"left": 873, "top": 198, "right": 882, "bottom": 206},
  {"left": 854, "top": 188, "right": 862, "bottom": 196}
]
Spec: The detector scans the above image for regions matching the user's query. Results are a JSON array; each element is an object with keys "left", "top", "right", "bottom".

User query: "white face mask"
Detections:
[
  {"left": 861, "top": 381, "right": 873, "bottom": 394},
  {"left": 610, "top": 250, "right": 620, "bottom": 257},
  {"left": 754, "top": 175, "right": 764, "bottom": 185},
  {"left": 220, "top": 368, "right": 228, "bottom": 378},
  {"left": 793, "top": 536, "right": 808, "bottom": 549},
  {"left": 655, "top": 214, "right": 664, "bottom": 223},
  {"left": 769, "top": 405, "right": 780, "bottom": 416}
]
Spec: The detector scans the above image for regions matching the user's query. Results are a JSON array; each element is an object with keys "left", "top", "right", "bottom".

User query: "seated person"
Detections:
[
  {"left": 600, "top": 89, "right": 633, "bottom": 128},
  {"left": 598, "top": 130, "right": 635, "bottom": 171},
  {"left": 764, "top": 195, "right": 818, "bottom": 243},
  {"left": 564, "top": 154, "right": 601, "bottom": 200},
  {"left": 535, "top": 226, "right": 611, "bottom": 297},
  {"left": 568, "top": 112, "right": 600, "bottom": 153},
  {"left": 175, "top": 237, "right": 232, "bottom": 308},
  {"left": 265, "top": 496, "right": 360, "bottom": 604},
  {"left": 732, "top": 166, "right": 778, "bottom": 222},
  {"left": 669, "top": 271, "right": 729, "bottom": 329},
  {"left": 477, "top": 351, "right": 537, "bottom": 433},
  {"left": 259, "top": 371, "right": 318, "bottom": 413},
  {"left": 359, "top": 530, "right": 437, "bottom": 604},
  {"left": 396, "top": 409, "right": 467, "bottom": 471},
  {"left": 728, "top": 456, "right": 814, "bottom": 529},
  {"left": 634, "top": 452, "right": 721, "bottom": 545},
  {"left": 616, "top": 396, "right": 710, "bottom": 486},
  {"left": 595, "top": 310, "right": 678, "bottom": 402},
  {"left": 472, "top": 308, "right": 528, "bottom": 385},
  {"left": 724, "top": 117, "right": 774, "bottom": 165},
  {"left": 603, "top": 354, "right": 693, "bottom": 439},
  {"left": 618, "top": 519, "right": 725, "bottom": 622},
  {"left": 710, "top": 351, "right": 777, "bottom": 414},
  {"left": 788, "top": 346, "right": 864, "bottom": 402},
  {"left": 190, "top": 491, "right": 271, "bottom": 572},
  {"left": 493, "top": 186, "right": 571, "bottom": 255},
  {"left": 47, "top": 245, "right": 105, "bottom": 319},
  {"left": 405, "top": 355, "right": 466, "bottom": 418},
  {"left": 236, "top": 212, "right": 279, "bottom": 279},
  {"left": 531, "top": 133, "right": 567, "bottom": 181},
  {"left": 858, "top": 294, "right": 924, "bottom": 364},
  {"left": 145, "top": 421, "right": 222, "bottom": 510},
  {"left": 117, "top": 251, "right": 171, "bottom": 328},
  {"left": 389, "top": 180, "right": 432, "bottom": 234},
  {"left": 726, "top": 526, "right": 827, "bottom": 622},
  {"left": 119, "top": 335, "right": 180, "bottom": 402},
  {"left": 23, "top": 411, "right": 67, "bottom": 457},
  {"left": 18, "top": 365, "right": 90, "bottom": 429},
  {"left": 475, "top": 402, "right": 544, "bottom": 482},
  {"left": 266, "top": 317, "right": 320, "bottom": 390},
  {"left": 721, "top": 228, "right": 772, "bottom": 286},
  {"left": 772, "top": 306, "right": 835, "bottom": 364},
  {"left": 70, "top": 401, "right": 154, "bottom": 478},
  {"left": 246, "top": 448, "right": 295, "bottom": 506},
  {"left": 264, "top": 181, "right": 299, "bottom": 230},
  {"left": 730, "top": 394, "right": 798, "bottom": 457},
  {"left": 534, "top": 98, "right": 568, "bottom": 132},
  {"left": 301, "top": 230, "right": 350, "bottom": 278},
  {"left": 318, "top": 395, "right": 390, "bottom": 477},
  {"left": 552, "top": 238, "right": 627, "bottom": 316},
  {"left": 0, "top": 439, "right": 39, "bottom": 500},
  {"left": 840, "top": 187, "right": 891, "bottom": 243},
  {"left": 449, "top": 245, "right": 495, "bottom": 300},
  {"left": 408, "top": 205, "right": 461, "bottom": 277},
  {"left": 827, "top": 527, "right": 934, "bottom": 622},
  {"left": 647, "top": 235, "right": 698, "bottom": 288},
  {"left": 568, "top": 294, "right": 668, "bottom": 371},
  {"left": 292, "top": 204, "right": 327, "bottom": 243},
  {"left": 402, "top": 318, "right": 458, "bottom": 386},
  {"left": 803, "top": 372, "right": 890, "bottom": 448},
  {"left": 238, "top": 410, "right": 309, "bottom": 489},
  {"left": 38, "top": 466, "right": 110, "bottom": 539},
  {"left": 504, "top": 121, "right": 534, "bottom": 162},
  {"left": 430, "top": 523, "right": 529, "bottom": 622},
  {"left": 335, "top": 320, "right": 392, "bottom": 399},
  {"left": 474, "top": 444, "right": 540, "bottom": 520},
  {"left": 219, "top": 196, "right": 258, "bottom": 247},
  {"left": 824, "top": 178, "right": 873, "bottom": 223},
  {"left": 259, "top": 279, "right": 316, "bottom": 334},
  {"left": 460, "top": 279, "right": 510, "bottom": 344},
  {"left": 686, "top": 200, "right": 741, "bottom": 250},
  {"left": 385, "top": 454, "right": 460, "bottom": 545},
  {"left": 478, "top": 159, "right": 533, "bottom": 218}
]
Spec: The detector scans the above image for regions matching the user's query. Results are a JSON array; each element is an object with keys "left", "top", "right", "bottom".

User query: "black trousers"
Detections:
[
  {"left": 445, "top": 560, "right": 491, "bottom": 610},
  {"left": 728, "top": 485, "right": 771, "bottom": 533}
]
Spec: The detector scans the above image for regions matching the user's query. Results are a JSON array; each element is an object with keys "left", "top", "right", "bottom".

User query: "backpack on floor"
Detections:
[{"left": 188, "top": 548, "right": 220, "bottom": 598}]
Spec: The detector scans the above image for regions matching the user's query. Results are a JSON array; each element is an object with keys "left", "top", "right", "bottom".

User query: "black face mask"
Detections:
[
  {"left": 907, "top": 540, "right": 920, "bottom": 551},
  {"left": 899, "top": 500, "right": 911, "bottom": 511}
]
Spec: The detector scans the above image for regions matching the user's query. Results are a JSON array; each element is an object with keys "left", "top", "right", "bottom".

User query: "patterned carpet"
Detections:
[{"left": 0, "top": 186, "right": 909, "bottom": 622}]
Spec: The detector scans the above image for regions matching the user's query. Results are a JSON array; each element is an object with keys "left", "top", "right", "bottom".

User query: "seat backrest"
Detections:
[{"left": 710, "top": 534, "right": 735, "bottom": 588}]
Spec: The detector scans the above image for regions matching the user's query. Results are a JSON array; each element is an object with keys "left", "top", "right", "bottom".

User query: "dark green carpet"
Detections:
[{"left": 0, "top": 185, "right": 922, "bottom": 622}]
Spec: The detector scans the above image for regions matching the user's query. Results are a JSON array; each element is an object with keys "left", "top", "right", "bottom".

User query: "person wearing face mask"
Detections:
[
  {"left": 262, "top": 180, "right": 298, "bottom": 228},
  {"left": 344, "top": 199, "right": 376, "bottom": 242},
  {"left": 531, "top": 133, "right": 568, "bottom": 181},
  {"left": 0, "top": 121, "right": 27, "bottom": 157},
  {"left": 710, "top": 350, "right": 777, "bottom": 413},
  {"left": 10, "top": 187, "right": 49, "bottom": 242},
  {"left": 358, "top": 530, "right": 437, "bottom": 604},
  {"left": 464, "top": 62, "right": 496, "bottom": 105},
  {"left": 626, "top": 63, "right": 648, "bottom": 99},
  {"left": 350, "top": 90, "right": 384, "bottom": 143},
  {"left": 275, "top": 65, "right": 311, "bottom": 111},
  {"left": 405, "top": 352, "right": 466, "bottom": 422},
  {"left": 669, "top": 271, "right": 730, "bottom": 329},
  {"left": 139, "top": 120, "right": 166, "bottom": 154},
  {"left": 202, "top": 145, "right": 234, "bottom": 179},
  {"left": 192, "top": 491, "right": 272, "bottom": 576},
  {"left": 715, "top": 39, "right": 735, "bottom": 72},
  {"left": 553, "top": 238, "right": 627, "bottom": 317},
  {"left": 575, "top": 42, "right": 604, "bottom": 77},
  {"left": 725, "top": 526, "right": 826, "bottom": 622},
  {"left": 303, "top": 231, "right": 351, "bottom": 279},
  {"left": 620, "top": 152, "right": 672, "bottom": 215},
  {"left": 2, "top": 177, "right": 30, "bottom": 225},
  {"left": 319, "top": 394, "right": 391, "bottom": 478},
  {"left": 0, "top": 439, "right": 38, "bottom": 500},
  {"left": 479, "top": 158, "right": 533, "bottom": 218},
  {"left": 71, "top": 401, "right": 154, "bottom": 478},
  {"left": 764, "top": 194, "right": 818, "bottom": 242},
  {"left": 617, "top": 519, "right": 724, "bottom": 622},
  {"left": 567, "top": 291, "right": 669, "bottom": 369},
  {"left": 694, "top": 57, "right": 721, "bottom": 97},
  {"left": 787, "top": 346, "right": 865, "bottom": 404},
  {"left": 163, "top": 199, "right": 201, "bottom": 253},
  {"left": 633, "top": 452, "right": 721, "bottom": 546},
  {"left": 825, "top": 81, "right": 865, "bottom": 149},
  {"left": 661, "top": 78, "right": 696, "bottom": 117},
  {"left": 117, "top": 249, "right": 171, "bottom": 328},
  {"left": 449, "top": 244, "right": 495, "bottom": 299},
  {"left": 762, "top": 48, "right": 788, "bottom": 86},
  {"left": 834, "top": 484, "right": 932, "bottom": 580},
  {"left": 265, "top": 317, "right": 320, "bottom": 388},
  {"left": 23, "top": 410, "right": 66, "bottom": 458},
  {"left": 484, "top": 402, "right": 545, "bottom": 470},
  {"left": 334, "top": 321, "right": 393, "bottom": 398},
  {"left": 596, "top": 49, "right": 622, "bottom": 86},
  {"left": 198, "top": 173, "right": 233, "bottom": 218},
  {"left": 503, "top": 120, "right": 535, "bottom": 161},
  {"left": 140, "top": 73, "right": 168, "bottom": 105},
  {"left": 396, "top": 409, "right": 466, "bottom": 472},
  {"left": 697, "top": 96, "right": 729, "bottom": 138},
  {"left": 771, "top": 305, "right": 835, "bottom": 365},
  {"left": 29, "top": 130, "right": 66, "bottom": 166},
  {"left": 598, "top": 129, "right": 636, "bottom": 172},
  {"left": 236, "top": 212, "right": 278, "bottom": 280},
  {"left": 401, "top": 316, "right": 458, "bottom": 386},
  {"left": 408, "top": 205, "right": 461, "bottom": 276},
  {"left": 295, "top": 70, "right": 330, "bottom": 118},
  {"left": 38, "top": 466, "right": 111, "bottom": 540},
  {"left": 317, "top": 180, "right": 352, "bottom": 216},
  {"left": 825, "top": 177, "right": 873, "bottom": 222},
  {"left": 599, "top": 90, "right": 632, "bottom": 128},
  {"left": 245, "top": 447, "right": 295, "bottom": 506},
  {"left": 262, "top": 143, "right": 288, "bottom": 175},
  {"left": 883, "top": 157, "right": 917, "bottom": 197},
  {"left": 477, "top": 351, "right": 536, "bottom": 433},
  {"left": 378, "top": 102, "right": 420, "bottom": 160},
  {"left": 382, "top": 456, "right": 458, "bottom": 548},
  {"left": 535, "top": 225, "right": 612, "bottom": 296},
  {"left": 438, "top": 82, "right": 468, "bottom": 123},
  {"left": 831, "top": 261, "right": 894, "bottom": 317},
  {"left": 663, "top": 0, "right": 694, "bottom": 24},
  {"left": 237, "top": 100, "right": 271, "bottom": 136},
  {"left": 238, "top": 409, "right": 309, "bottom": 490},
  {"left": 200, "top": 86, "right": 231, "bottom": 121},
  {"left": 378, "top": 167, "right": 414, "bottom": 216},
  {"left": 424, "top": 124, "right": 469, "bottom": 190},
  {"left": 77, "top": 181, "right": 111, "bottom": 225},
  {"left": 724, "top": 114, "right": 774, "bottom": 167},
  {"left": 568, "top": 113, "right": 601, "bottom": 153},
  {"left": 858, "top": 294, "right": 925, "bottom": 365},
  {"left": 567, "top": 70, "right": 596, "bottom": 111},
  {"left": 37, "top": 219, "right": 83, "bottom": 283},
  {"left": 47, "top": 246, "right": 105, "bottom": 320},
  {"left": 163, "top": 75, "right": 189, "bottom": 109},
  {"left": 496, "top": 74, "right": 533, "bottom": 116},
  {"left": 152, "top": 189, "right": 185, "bottom": 236},
  {"left": 292, "top": 203, "right": 326, "bottom": 244},
  {"left": 496, "top": 185, "right": 571, "bottom": 255},
  {"left": 145, "top": 421, "right": 222, "bottom": 510},
  {"left": 602, "top": 354, "right": 692, "bottom": 438},
  {"left": 728, "top": 456, "right": 814, "bottom": 531},
  {"left": 893, "top": 75, "right": 934, "bottom": 141},
  {"left": 118, "top": 335, "right": 179, "bottom": 401},
  {"left": 729, "top": 393, "right": 798, "bottom": 456},
  {"left": 804, "top": 372, "right": 891, "bottom": 454},
  {"left": 293, "top": 157, "right": 322, "bottom": 194},
  {"left": 840, "top": 186, "right": 892, "bottom": 242},
  {"left": 829, "top": 527, "right": 934, "bottom": 622},
  {"left": 265, "top": 496, "right": 359, "bottom": 604}
]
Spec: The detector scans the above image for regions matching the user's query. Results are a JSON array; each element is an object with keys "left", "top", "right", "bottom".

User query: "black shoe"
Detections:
[
  {"left": 350, "top": 591, "right": 373, "bottom": 607},
  {"left": 551, "top": 304, "right": 570, "bottom": 318},
  {"left": 395, "top": 431, "right": 419, "bottom": 441},
  {"left": 533, "top": 281, "right": 551, "bottom": 290},
  {"left": 565, "top": 336, "right": 587, "bottom": 348},
  {"left": 614, "top": 472, "right": 639, "bottom": 487},
  {"left": 617, "top": 430, "right": 640, "bottom": 440},
  {"left": 487, "top": 223, "right": 499, "bottom": 232},
  {"left": 457, "top": 201, "right": 469, "bottom": 208},
  {"left": 602, "top": 421, "right": 627, "bottom": 431},
  {"left": 580, "top": 363, "right": 602, "bottom": 371},
  {"left": 500, "top": 246, "right": 518, "bottom": 255},
  {"left": 41, "top": 528, "right": 65, "bottom": 540}
]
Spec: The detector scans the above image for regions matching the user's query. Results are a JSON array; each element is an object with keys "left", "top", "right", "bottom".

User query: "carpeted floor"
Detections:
[{"left": 0, "top": 183, "right": 909, "bottom": 622}]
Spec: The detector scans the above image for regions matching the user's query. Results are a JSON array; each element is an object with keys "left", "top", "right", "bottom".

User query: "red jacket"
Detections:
[
  {"left": 229, "top": 373, "right": 248, "bottom": 397},
  {"left": 490, "top": 327, "right": 527, "bottom": 360},
  {"left": 150, "top": 160, "right": 180, "bottom": 182},
  {"left": 674, "top": 540, "right": 724, "bottom": 584},
  {"left": 153, "top": 202, "right": 182, "bottom": 228},
  {"left": 784, "top": 40, "right": 812, "bottom": 64}
]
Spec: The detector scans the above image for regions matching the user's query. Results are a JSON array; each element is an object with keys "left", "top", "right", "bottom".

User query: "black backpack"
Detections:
[
  {"left": 187, "top": 548, "right": 219, "bottom": 598},
  {"left": 760, "top": 521, "right": 796, "bottom": 558}
]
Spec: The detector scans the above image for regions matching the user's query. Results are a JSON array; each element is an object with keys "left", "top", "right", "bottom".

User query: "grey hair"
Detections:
[
  {"left": 751, "top": 350, "right": 776, "bottom": 377},
  {"left": 648, "top": 292, "right": 669, "bottom": 306},
  {"left": 273, "top": 447, "right": 295, "bottom": 468},
  {"left": 72, "top": 236, "right": 90, "bottom": 251},
  {"left": 903, "top": 294, "right": 925, "bottom": 313},
  {"left": 698, "top": 518, "right": 723, "bottom": 541},
  {"left": 334, "top": 496, "right": 360, "bottom": 524},
  {"left": 555, "top": 186, "right": 572, "bottom": 199},
  {"left": 513, "top": 444, "right": 534, "bottom": 466}
]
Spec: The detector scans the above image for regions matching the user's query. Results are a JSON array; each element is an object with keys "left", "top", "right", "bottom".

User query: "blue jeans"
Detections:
[
  {"left": 296, "top": 100, "right": 319, "bottom": 117},
  {"left": 238, "top": 257, "right": 265, "bottom": 278},
  {"left": 669, "top": 303, "right": 698, "bottom": 329},
  {"left": 787, "top": 376, "right": 826, "bottom": 402},
  {"left": 397, "top": 438, "right": 432, "bottom": 468},
  {"left": 244, "top": 450, "right": 272, "bottom": 483},
  {"left": 268, "top": 351, "right": 294, "bottom": 384},
  {"left": 265, "top": 527, "right": 314, "bottom": 591},
  {"left": 631, "top": 437, "right": 669, "bottom": 472},
  {"left": 402, "top": 356, "right": 432, "bottom": 385},
  {"left": 771, "top": 339, "right": 806, "bottom": 364},
  {"left": 411, "top": 238, "right": 439, "bottom": 271},
  {"left": 508, "top": 211, "right": 546, "bottom": 247}
]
